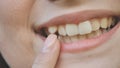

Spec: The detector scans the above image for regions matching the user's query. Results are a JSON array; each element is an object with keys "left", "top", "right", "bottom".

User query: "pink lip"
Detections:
[
  {"left": 37, "top": 10, "right": 117, "bottom": 29},
  {"left": 36, "top": 10, "right": 120, "bottom": 52},
  {"left": 61, "top": 23, "right": 120, "bottom": 53}
]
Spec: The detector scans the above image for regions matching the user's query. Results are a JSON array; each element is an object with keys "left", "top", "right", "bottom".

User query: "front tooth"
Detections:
[
  {"left": 58, "top": 25, "right": 67, "bottom": 36},
  {"left": 78, "top": 21, "right": 92, "bottom": 35},
  {"left": 100, "top": 17, "right": 108, "bottom": 28},
  {"left": 48, "top": 26, "right": 57, "bottom": 34},
  {"left": 91, "top": 19, "right": 100, "bottom": 31},
  {"left": 66, "top": 24, "right": 79, "bottom": 36}
]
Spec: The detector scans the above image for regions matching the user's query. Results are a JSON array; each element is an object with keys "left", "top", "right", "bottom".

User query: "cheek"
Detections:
[
  {"left": 0, "top": 0, "right": 36, "bottom": 66},
  {"left": 0, "top": 0, "right": 36, "bottom": 52},
  {"left": 0, "top": 0, "right": 34, "bottom": 26},
  {"left": 0, "top": 0, "right": 35, "bottom": 41}
]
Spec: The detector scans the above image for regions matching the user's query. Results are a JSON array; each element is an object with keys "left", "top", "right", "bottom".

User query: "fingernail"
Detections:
[{"left": 42, "top": 34, "right": 57, "bottom": 52}]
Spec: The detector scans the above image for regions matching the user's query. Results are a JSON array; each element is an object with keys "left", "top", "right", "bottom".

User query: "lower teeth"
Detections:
[{"left": 58, "top": 29, "right": 108, "bottom": 43}]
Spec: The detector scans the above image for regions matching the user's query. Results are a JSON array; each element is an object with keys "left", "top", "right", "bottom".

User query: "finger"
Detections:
[{"left": 32, "top": 34, "right": 60, "bottom": 68}]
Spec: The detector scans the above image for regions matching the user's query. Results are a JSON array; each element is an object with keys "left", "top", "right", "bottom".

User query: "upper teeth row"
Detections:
[{"left": 48, "top": 17, "right": 113, "bottom": 36}]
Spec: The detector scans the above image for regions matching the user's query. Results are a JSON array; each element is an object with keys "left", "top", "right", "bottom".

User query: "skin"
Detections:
[{"left": 0, "top": 0, "right": 120, "bottom": 68}]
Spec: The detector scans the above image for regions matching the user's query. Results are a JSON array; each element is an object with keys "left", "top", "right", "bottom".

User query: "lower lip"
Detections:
[{"left": 61, "top": 23, "right": 120, "bottom": 53}]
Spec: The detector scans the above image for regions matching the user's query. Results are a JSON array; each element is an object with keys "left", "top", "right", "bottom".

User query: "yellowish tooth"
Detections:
[
  {"left": 58, "top": 36, "right": 64, "bottom": 42},
  {"left": 70, "top": 36, "right": 79, "bottom": 42},
  {"left": 108, "top": 17, "right": 112, "bottom": 27},
  {"left": 78, "top": 21, "right": 92, "bottom": 35},
  {"left": 58, "top": 25, "right": 67, "bottom": 36},
  {"left": 63, "top": 36, "right": 71, "bottom": 43},
  {"left": 100, "top": 17, "right": 108, "bottom": 28},
  {"left": 91, "top": 19, "right": 100, "bottom": 31},
  {"left": 78, "top": 35, "right": 87, "bottom": 40},
  {"left": 87, "top": 32, "right": 95, "bottom": 38},
  {"left": 48, "top": 26, "right": 57, "bottom": 34},
  {"left": 66, "top": 24, "right": 79, "bottom": 36},
  {"left": 102, "top": 29, "right": 107, "bottom": 33},
  {"left": 94, "top": 30, "right": 102, "bottom": 37},
  {"left": 111, "top": 19, "right": 116, "bottom": 27}
]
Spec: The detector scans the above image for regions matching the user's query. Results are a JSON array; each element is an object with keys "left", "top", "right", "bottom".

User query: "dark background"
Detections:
[{"left": 0, "top": 54, "right": 9, "bottom": 68}]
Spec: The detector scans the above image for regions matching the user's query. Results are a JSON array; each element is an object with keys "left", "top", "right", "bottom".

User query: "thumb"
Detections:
[{"left": 32, "top": 34, "right": 60, "bottom": 68}]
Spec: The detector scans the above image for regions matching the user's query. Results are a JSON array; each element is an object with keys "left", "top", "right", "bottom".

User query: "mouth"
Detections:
[{"left": 34, "top": 10, "right": 120, "bottom": 52}]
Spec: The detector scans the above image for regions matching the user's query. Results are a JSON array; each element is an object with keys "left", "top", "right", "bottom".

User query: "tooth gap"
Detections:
[
  {"left": 110, "top": 16, "right": 119, "bottom": 28},
  {"left": 114, "top": 16, "right": 120, "bottom": 23},
  {"left": 55, "top": 32, "right": 59, "bottom": 36},
  {"left": 39, "top": 27, "right": 48, "bottom": 38}
]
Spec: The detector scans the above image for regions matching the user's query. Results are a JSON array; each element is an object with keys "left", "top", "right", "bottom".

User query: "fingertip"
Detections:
[{"left": 42, "top": 34, "right": 60, "bottom": 53}]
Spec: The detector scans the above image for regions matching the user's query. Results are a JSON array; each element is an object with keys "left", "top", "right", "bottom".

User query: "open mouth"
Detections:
[
  {"left": 34, "top": 10, "right": 120, "bottom": 52},
  {"left": 37, "top": 16, "right": 119, "bottom": 42}
]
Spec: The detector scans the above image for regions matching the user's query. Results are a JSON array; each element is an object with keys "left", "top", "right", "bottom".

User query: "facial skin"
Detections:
[{"left": 0, "top": 0, "right": 120, "bottom": 68}]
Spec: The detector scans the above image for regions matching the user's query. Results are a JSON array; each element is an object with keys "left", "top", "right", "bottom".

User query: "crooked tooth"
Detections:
[
  {"left": 66, "top": 24, "right": 79, "bottom": 36},
  {"left": 91, "top": 19, "right": 100, "bottom": 31},
  {"left": 78, "top": 21, "right": 92, "bottom": 35},
  {"left": 48, "top": 26, "right": 57, "bottom": 34},
  {"left": 100, "top": 17, "right": 108, "bottom": 28},
  {"left": 58, "top": 25, "right": 67, "bottom": 36}
]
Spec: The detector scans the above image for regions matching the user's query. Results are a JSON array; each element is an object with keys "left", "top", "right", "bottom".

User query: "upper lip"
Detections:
[{"left": 35, "top": 9, "right": 118, "bottom": 31}]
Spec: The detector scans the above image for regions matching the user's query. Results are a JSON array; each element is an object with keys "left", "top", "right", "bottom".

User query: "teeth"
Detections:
[
  {"left": 111, "top": 18, "right": 116, "bottom": 27},
  {"left": 100, "top": 17, "right": 108, "bottom": 28},
  {"left": 102, "top": 29, "right": 107, "bottom": 33},
  {"left": 91, "top": 19, "right": 100, "bottom": 31},
  {"left": 58, "top": 25, "right": 67, "bottom": 36},
  {"left": 87, "top": 32, "right": 95, "bottom": 38},
  {"left": 78, "top": 21, "right": 92, "bottom": 35},
  {"left": 63, "top": 36, "right": 71, "bottom": 43},
  {"left": 78, "top": 35, "right": 87, "bottom": 40},
  {"left": 94, "top": 30, "right": 102, "bottom": 37},
  {"left": 47, "top": 17, "right": 113, "bottom": 43},
  {"left": 48, "top": 26, "right": 57, "bottom": 34},
  {"left": 65, "top": 24, "right": 79, "bottom": 36},
  {"left": 70, "top": 36, "right": 79, "bottom": 42},
  {"left": 108, "top": 17, "right": 112, "bottom": 27},
  {"left": 58, "top": 30, "right": 102, "bottom": 43}
]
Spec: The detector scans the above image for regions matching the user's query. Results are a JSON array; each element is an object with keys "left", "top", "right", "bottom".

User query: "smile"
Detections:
[{"left": 35, "top": 10, "right": 120, "bottom": 52}]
